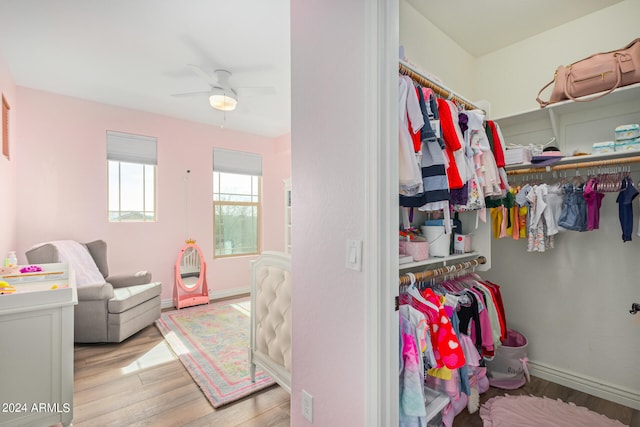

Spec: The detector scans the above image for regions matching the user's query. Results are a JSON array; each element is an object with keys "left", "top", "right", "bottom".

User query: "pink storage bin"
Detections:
[{"left": 399, "top": 240, "right": 429, "bottom": 261}]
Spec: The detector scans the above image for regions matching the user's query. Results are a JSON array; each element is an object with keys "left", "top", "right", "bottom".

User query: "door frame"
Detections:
[{"left": 364, "top": 0, "right": 399, "bottom": 425}]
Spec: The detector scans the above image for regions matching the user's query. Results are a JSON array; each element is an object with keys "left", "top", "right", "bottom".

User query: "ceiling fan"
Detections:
[{"left": 172, "top": 65, "right": 276, "bottom": 112}]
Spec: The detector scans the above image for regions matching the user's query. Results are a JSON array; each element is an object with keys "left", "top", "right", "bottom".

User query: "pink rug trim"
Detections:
[
  {"left": 155, "top": 299, "right": 275, "bottom": 408},
  {"left": 480, "top": 395, "right": 627, "bottom": 427}
]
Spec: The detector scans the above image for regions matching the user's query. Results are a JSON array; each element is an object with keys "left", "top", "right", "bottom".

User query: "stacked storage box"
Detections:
[{"left": 614, "top": 124, "right": 640, "bottom": 151}]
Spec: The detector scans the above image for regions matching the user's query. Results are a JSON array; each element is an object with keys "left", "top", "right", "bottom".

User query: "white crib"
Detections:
[{"left": 249, "top": 251, "right": 292, "bottom": 393}]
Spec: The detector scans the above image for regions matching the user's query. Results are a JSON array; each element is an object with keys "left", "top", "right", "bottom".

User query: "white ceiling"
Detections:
[
  {"left": 0, "top": 0, "right": 291, "bottom": 138},
  {"left": 0, "top": 1, "right": 623, "bottom": 138},
  {"left": 408, "top": 0, "right": 624, "bottom": 57}
]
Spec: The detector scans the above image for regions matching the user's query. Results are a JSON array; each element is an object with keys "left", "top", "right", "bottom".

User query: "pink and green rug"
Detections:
[{"left": 155, "top": 299, "right": 274, "bottom": 408}]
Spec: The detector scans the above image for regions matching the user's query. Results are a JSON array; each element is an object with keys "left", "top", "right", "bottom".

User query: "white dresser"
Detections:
[{"left": 0, "top": 263, "right": 76, "bottom": 427}]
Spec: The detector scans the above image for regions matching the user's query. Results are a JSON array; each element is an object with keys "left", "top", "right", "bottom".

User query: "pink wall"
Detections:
[
  {"left": 0, "top": 51, "right": 17, "bottom": 260},
  {"left": 290, "top": 0, "right": 367, "bottom": 424},
  {"left": 14, "top": 87, "right": 290, "bottom": 302}
]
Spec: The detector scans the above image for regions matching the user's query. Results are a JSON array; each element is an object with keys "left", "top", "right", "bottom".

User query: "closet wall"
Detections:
[{"left": 400, "top": 0, "right": 640, "bottom": 409}]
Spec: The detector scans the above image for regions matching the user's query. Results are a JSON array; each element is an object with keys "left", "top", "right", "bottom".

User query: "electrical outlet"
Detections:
[{"left": 301, "top": 389, "right": 313, "bottom": 422}]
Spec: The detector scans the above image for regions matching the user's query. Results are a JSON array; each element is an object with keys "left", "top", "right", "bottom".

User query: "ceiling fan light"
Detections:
[{"left": 209, "top": 91, "right": 237, "bottom": 111}]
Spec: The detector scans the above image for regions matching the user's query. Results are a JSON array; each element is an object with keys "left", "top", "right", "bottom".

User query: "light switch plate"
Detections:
[{"left": 346, "top": 239, "right": 362, "bottom": 271}]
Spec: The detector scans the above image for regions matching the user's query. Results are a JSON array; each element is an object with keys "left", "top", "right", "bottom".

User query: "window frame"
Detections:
[
  {"left": 212, "top": 171, "right": 262, "bottom": 258},
  {"left": 107, "top": 160, "right": 157, "bottom": 222},
  {"left": 106, "top": 130, "right": 158, "bottom": 223},
  {"left": 2, "top": 94, "right": 10, "bottom": 159}
]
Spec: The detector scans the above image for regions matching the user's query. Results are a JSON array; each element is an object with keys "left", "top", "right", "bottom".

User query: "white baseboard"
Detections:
[
  {"left": 528, "top": 359, "right": 640, "bottom": 411},
  {"left": 160, "top": 286, "right": 251, "bottom": 310}
]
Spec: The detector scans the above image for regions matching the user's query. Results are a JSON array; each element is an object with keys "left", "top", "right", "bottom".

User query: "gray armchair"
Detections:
[{"left": 25, "top": 240, "right": 162, "bottom": 343}]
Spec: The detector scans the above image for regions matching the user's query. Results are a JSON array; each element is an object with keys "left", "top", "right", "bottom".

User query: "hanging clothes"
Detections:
[
  {"left": 419, "top": 288, "right": 466, "bottom": 370},
  {"left": 485, "top": 120, "right": 510, "bottom": 197},
  {"left": 583, "top": 177, "right": 605, "bottom": 231},
  {"left": 546, "top": 183, "right": 565, "bottom": 234},
  {"left": 436, "top": 98, "right": 466, "bottom": 190},
  {"left": 558, "top": 183, "right": 588, "bottom": 232},
  {"left": 485, "top": 121, "right": 506, "bottom": 169},
  {"left": 398, "top": 75, "right": 424, "bottom": 197},
  {"left": 465, "top": 110, "right": 502, "bottom": 199},
  {"left": 617, "top": 176, "right": 639, "bottom": 242},
  {"left": 454, "top": 111, "right": 486, "bottom": 218},
  {"left": 399, "top": 87, "right": 451, "bottom": 208},
  {"left": 399, "top": 313, "right": 427, "bottom": 427},
  {"left": 400, "top": 266, "right": 505, "bottom": 427}
]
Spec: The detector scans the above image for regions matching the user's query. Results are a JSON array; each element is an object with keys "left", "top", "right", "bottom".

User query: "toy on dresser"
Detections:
[{"left": 0, "top": 281, "right": 16, "bottom": 294}]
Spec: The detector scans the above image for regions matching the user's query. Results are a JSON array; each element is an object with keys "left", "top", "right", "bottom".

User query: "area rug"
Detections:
[
  {"left": 480, "top": 395, "right": 627, "bottom": 426},
  {"left": 155, "top": 299, "right": 274, "bottom": 408}
]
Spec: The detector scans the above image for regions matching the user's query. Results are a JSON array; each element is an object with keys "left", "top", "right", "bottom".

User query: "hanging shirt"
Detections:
[
  {"left": 466, "top": 110, "right": 502, "bottom": 198},
  {"left": 515, "top": 185, "right": 531, "bottom": 240},
  {"left": 583, "top": 177, "right": 605, "bottom": 231},
  {"left": 486, "top": 121, "right": 506, "bottom": 168},
  {"left": 399, "top": 314, "right": 427, "bottom": 427},
  {"left": 558, "top": 183, "right": 588, "bottom": 232},
  {"left": 526, "top": 185, "right": 554, "bottom": 252},
  {"left": 409, "top": 85, "right": 423, "bottom": 153},
  {"left": 617, "top": 176, "right": 639, "bottom": 242},
  {"left": 420, "top": 288, "right": 466, "bottom": 370},
  {"left": 436, "top": 98, "right": 465, "bottom": 190},
  {"left": 546, "top": 183, "right": 566, "bottom": 234},
  {"left": 398, "top": 76, "right": 424, "bottom": 196}
]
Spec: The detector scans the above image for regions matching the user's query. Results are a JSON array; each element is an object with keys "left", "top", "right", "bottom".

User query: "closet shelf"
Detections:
[
  {"left": 496, "top": 82, "right": 640, "bottom": 136},
  {"left": 399, "top": 251, "right": 480, "bottom": 272},
  {"left": 505, "top": 150, "right": 640, "bottom": 175},
  {"left": 495, "top": 83, "right": 640, "bottom": 154},
  {"left": 424, "top": 387, "right": 451, "bottom": 422}
]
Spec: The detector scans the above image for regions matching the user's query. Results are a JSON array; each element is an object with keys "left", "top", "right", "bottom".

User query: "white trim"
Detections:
[
  {"left": 160, "top": 286, "right": 250, "bottom": 309},
  {"left": 364, "top": 0, "right": 399, "bottom": 425},
  {"left": 528, "top": 359, "right": 640, "bottom": 411},
  {"left": 208, "top": 286, "right": 250, "bottom": 301}
]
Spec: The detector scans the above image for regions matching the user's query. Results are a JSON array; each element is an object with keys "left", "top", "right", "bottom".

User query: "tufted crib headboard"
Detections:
[{"left": 249, "top": 251, "right": 292, "bottom": 393}]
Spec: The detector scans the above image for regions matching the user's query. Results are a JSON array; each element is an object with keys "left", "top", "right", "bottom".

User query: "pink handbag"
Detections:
[{"left": 536, "top": 38, "right": 640, "bottom": 107}]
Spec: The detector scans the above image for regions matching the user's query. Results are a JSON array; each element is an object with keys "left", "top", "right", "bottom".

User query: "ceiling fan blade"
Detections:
[
  {"left": 187, "top": 64, "right": 218, "bottom": 84},
  {"left": 171, "top": 90, "right": 212, "bottom": 98},
  {"left": 236, "top": 86, "right": 277, "bottom": 96}
]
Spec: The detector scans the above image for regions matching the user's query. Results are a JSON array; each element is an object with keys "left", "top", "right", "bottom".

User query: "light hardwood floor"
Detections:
[
  {"left": 453, "top": 375, "right": 640, "bottom": 427},
  {"left": 72, "top": 324, "right": 639, "bottom": 427},
  {"left": 72, "top": 325, "right": 290, "bottom": 427}
]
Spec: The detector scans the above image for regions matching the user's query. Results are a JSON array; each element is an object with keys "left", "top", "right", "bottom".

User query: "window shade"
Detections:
[
  {"left": 107, "top": 130, "right": 157, "bottom": 165},
  {"left": 213, "top": 148, "right": 262, "bottom": 176}
]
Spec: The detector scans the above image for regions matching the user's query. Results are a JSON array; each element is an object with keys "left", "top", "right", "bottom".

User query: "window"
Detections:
[
  {"left": 2, "top": 95, "right": 9, "bottom": 159},
  {"left": 107, "top": 130, "right": 157, "bottom": 222},
  {"left": 213, "top": 148, "right": 262, "bottom": 257}
]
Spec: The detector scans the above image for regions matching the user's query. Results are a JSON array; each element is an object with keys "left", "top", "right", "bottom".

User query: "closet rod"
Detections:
[
  {"left": 399, "top": 61, "right": 480, "bottom": 111},
  {"left": 398, "top": 256, "right": 487, "bottom": 286},
  {"left": 506, "top": 155, "right": 640, "bottom": 176}
]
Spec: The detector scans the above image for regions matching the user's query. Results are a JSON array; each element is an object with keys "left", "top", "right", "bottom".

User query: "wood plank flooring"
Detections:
[
  {"left": 72, "top": 325, "right": 290, "bottom": 427},
  {"left": 72, "top": 323, "right": 639, "bottom": 426},
  {"left": 453, "top": 375, "right": 640, "bottom": 427}
]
